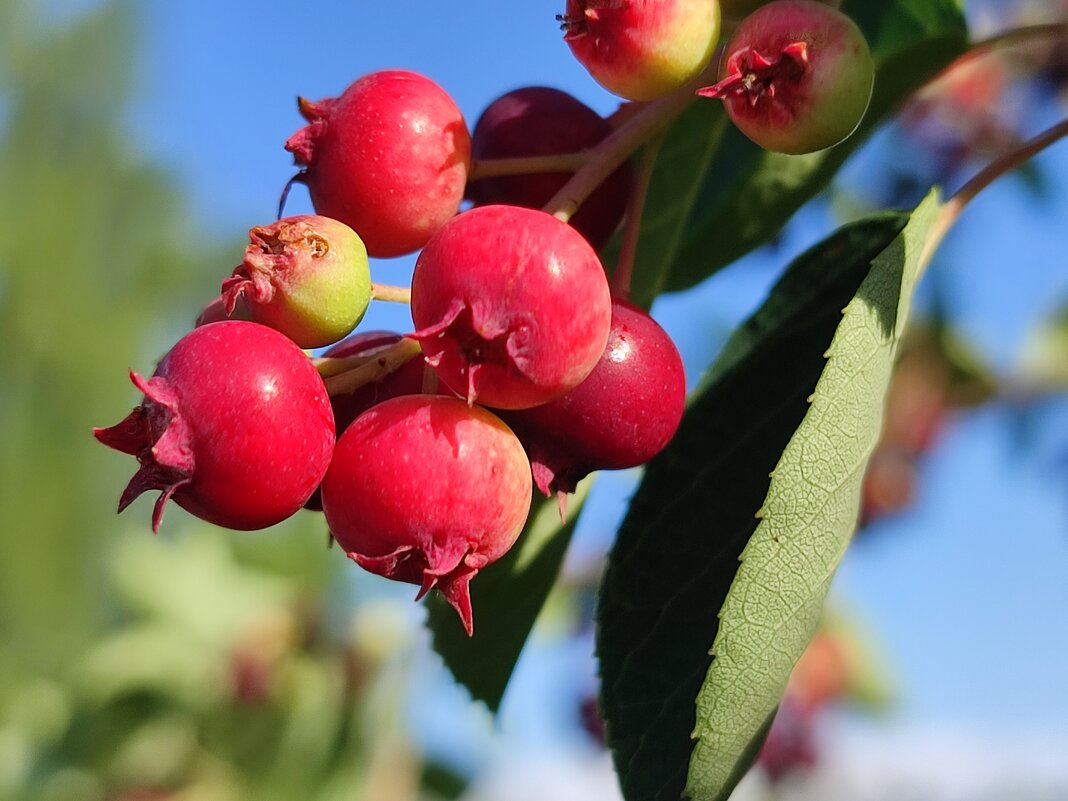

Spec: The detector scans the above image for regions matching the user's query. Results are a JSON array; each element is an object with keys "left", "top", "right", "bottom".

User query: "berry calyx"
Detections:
[
  {"left": 697, "top": 0, "right": 874, "bottom": 154},
  {"left": 467, "top": 87, "right": 632, "bottom": 249},
  {"left": 559, "top": 0, "right": 722, "bottom": 101},
  {"left": 321, "top": 395, "right": 532, "bottom": 635},
  {"left": 284, "top": 71, "right": 471, "bottom": 258},
  {"left": 221, "top": 215, "right": 371, "bottom": 348},
  {"left": 501, "top": 298, "right": 685, "bottom": 499},
  {"left": 94, "top": 321, "right": 335, "bottom": 532},
  {"left": 410, "top": 205, "right": 613, "bottom": 410}
]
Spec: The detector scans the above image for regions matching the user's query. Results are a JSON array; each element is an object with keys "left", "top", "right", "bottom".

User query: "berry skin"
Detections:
[
  {"left": 501, "top": 299, "right": 685, "bottom": 497},
  {"left": 466, "top": 87, "right": 632, "bottom": 249},
  {"left": 221, "top": 215, "right": 371, "bottom": 348},
  {"left": 94, "top": 321, "right": 335, "bottom": 532},
  {"left": 410, "top": 205, "right": 613, "bottom": 410},
  {"left": 697, "top": 0, "right": 874, "bottom": 154},
  {"left": 321, "top": 395, "right": 532, "bottom": 635},
  {"left": 285, "top": 70, "right": 471, "bottom": 258},
  {"left": 559, "top": 0, "right": 721, "bottom": 101}
]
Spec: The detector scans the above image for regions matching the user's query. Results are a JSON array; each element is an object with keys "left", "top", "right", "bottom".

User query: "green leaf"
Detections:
[
  {"left": 688, "top": 191, "right": 942, "bottom": 800},
  {"left": 595, "top": 199, "right": 938, "bottom": 801},
  {"left": 428, "top": 482, "right": 589, "bottom": 710},
  {"left": 625, "top": 0, "right": 967, "bottom": 307}
]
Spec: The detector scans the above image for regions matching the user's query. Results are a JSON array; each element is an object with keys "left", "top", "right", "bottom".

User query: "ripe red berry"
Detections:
[
  {"left": 321, "top": 395, "right": 532, "bottom": 635},
  {"left": 697, "top": 0, "right": 874, "bottom": 154},
  {"left": 501, "top": 299, "right": 685, "bottom": 497},
  {"left": 559, "top": 0, "right": 721, "bottom": 101},
  {"left": 466, "top": 87, "right": 632, "bottom": 249},
  {"left": 221, "top": 215, "right": 371, "bottom": 349},
  {"left": 410, "top": 205, "right": 613, "bottom": 410},
  {"left": 285, "top": 70, "right": 471, "bottom": 258},
  {"left": 94, "top": 321, "right": 335, "bottom": 532}
]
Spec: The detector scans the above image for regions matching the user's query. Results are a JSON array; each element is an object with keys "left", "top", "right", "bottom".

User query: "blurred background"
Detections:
[{"left": 1, "top": 0, "right": 1067, "bottom": 799}]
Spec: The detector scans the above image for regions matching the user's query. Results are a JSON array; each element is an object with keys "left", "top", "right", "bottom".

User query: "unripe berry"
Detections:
[
  {"left": 467, "top": 87, "right": 632, "bottom": 249},
  {"left": 698, "top": 0, "right": 874, "bottom": 155},
  {"left": 501, "top": 299, "right": 685, "bottom": 496},
  {"left": 411, "top": 205, "right": 613, "bottom": 410},
  {"left": 285, "top": 70, "right": 471, "bottom": 258},
  {"left": 321, "top": 395, "right": 532, "bottom": 635},
  {"left": 560, "top": 0, "right": 721, "bottom": 101},
  {"left": 221, "top": 215, "right": 371, "bottom": 348},
  {"left": 94, "top": 321, "right": 335, "bottom": 532}
]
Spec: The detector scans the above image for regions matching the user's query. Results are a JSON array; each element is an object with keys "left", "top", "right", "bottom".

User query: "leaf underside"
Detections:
[
  {"left": 595, "top": 209, "right": 912, "bottom": 801},
  {"left": 686, "top": 192, "right": 941, "bottom": 801}
]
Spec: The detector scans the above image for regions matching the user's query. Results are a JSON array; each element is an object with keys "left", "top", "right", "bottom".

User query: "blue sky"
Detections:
[{"left": 107, "top": 0, "right": 1068, "bottom": 761}]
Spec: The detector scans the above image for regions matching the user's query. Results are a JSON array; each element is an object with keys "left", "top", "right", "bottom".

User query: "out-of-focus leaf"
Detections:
[
  {"left": 428, "top": 482, "right": 589, "bottom": 710},
  {"left": 623, "top": 0, "right": 967, "bottom": 307}
]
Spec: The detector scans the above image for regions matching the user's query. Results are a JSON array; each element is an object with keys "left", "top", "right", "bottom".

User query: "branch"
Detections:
[{"left": 542, "top": 63, "right": 715, "bottom": 222}]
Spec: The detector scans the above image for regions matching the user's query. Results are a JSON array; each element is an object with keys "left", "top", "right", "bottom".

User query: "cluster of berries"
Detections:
[{"left": 96, "top": 0, "right": 875, "bottom": 634}]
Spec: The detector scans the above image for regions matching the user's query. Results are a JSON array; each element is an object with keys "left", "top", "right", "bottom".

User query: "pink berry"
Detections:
[
  {"left": 285, "top": 70, "right": 471, "bottom": 258},
  {"left": 221, "top": 215, "right": 371, "bottom": 348},
  {"left": 410, "top": 205, "right": 613, "bottom": 410},
  {"left": 321, "top": 395, "right": 532, "bottom": 635},
  {"left": 94, "top": 321, "right": 335, "bottom": 532},
  {"left": 559, "top": 0, "right": 721, "bottom": 101},
  {"left": 697, "top": 0, "right": 874, "bottom": 154},
  {"left": 501, "top": 299, "right": 685, "bottom": 496},
  {"left": 466, "top": 87, "right": 632, "bottom": 249}
]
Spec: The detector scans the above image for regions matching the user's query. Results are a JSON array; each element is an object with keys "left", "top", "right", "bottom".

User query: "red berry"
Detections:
[
  {"left": 321, "top": 395, "right": 532, "bottom": 635},
  {"left": 285, "top": 70, "right": 471, "bottom": 258},
  {"left": 221, "top": 215, "right": 371, "bottom": 348},
  {"left": 411, "top": 205, "right": 613, "bottom": 410},
  {"left": 697, "top": 0, "right": 874, "bottom": 154},
  {"left": 466, "top": 87, "right": 632, "bottom": 249},
  {"left": 94, "top": 321, "right": 335, "bottom": 532},
  {"left": 501, "top": 299, "right": 685, "bottom": 496},
  {"left": 559, "top": 0, "right": 721, "bottom": 101}
]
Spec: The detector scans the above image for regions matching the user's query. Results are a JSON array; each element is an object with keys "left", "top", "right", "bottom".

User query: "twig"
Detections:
[{"left": 613, "top": 135, "right": 664, "bottom": 299}]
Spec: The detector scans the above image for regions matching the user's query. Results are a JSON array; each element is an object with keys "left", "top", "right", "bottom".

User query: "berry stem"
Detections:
[
  {"left": 920, "top": 116, "right": 1068, "bottom": 274},
  {"left": 542, "top": 64, "right": 713, "bottom": 222},
  {"left": 927, "top": 21, "right": 1068, "bottom": 90},
  {"left": 321, "top": 337, "right": 423, "bottom": 396},
  {"left": 371, "top": 283, "right": 413, "bottom": 304},
  {"left": 613, "top": 135, "right": 663, "bottom": 299},
  {"left": 469, "top": 152, "right": 590, "bottom": 180},
  {"left": 969, "top": 21, "right": 1067, "bottom": 58}
]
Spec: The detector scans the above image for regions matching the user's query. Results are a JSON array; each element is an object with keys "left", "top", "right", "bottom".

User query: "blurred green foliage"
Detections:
[{"left": 0, "top": 4, "right": 459, "bottom": 799}]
